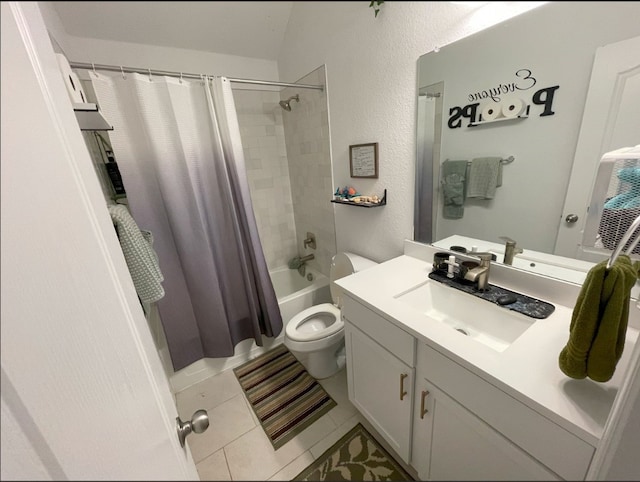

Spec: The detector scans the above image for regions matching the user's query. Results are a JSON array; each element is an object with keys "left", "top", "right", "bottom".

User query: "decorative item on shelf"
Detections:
[
  {"left": 331, "top": 189, "right": 387, "bottom": 208},
  {"left": 334, "top": 186, "right": 360, "bottom": 200}
]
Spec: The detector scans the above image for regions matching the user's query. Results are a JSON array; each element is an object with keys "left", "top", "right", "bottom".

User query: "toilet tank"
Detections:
[{"left": 330, "top": 252, "right": 378, "bottom": 307}]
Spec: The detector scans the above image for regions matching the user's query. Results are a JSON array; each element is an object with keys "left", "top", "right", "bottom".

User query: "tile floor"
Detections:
[{"left": 175, "top": 362, "right": 414, "bottom": 481}]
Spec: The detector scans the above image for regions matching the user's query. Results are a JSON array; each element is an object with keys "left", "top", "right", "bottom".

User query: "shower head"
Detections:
[{"left": 279, "top": 94, "right": 299, "bottom": 111}]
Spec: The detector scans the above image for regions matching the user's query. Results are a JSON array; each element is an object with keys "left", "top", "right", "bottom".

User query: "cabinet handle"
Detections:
[
  {"left": 420, "top": 390, "right": 430, "bottom": 419},
  {"left": 400, "top": 373, "right": 408, "bottom": 400}
]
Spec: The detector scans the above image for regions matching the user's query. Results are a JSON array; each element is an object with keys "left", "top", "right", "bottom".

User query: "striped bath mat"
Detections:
[{"left": 233, "top": 344, "right": 336, "bottom": 449}]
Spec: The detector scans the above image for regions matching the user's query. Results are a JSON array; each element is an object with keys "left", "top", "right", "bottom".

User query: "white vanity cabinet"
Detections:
[
  {"left": 342, "top": 295, "right": 416, "bottom": 463},
  {"left": 412, "top": 342, "right": 595, "bottom": 481},
  {"left": 342, "top": 292, "right": 596, "bottom": 481}
]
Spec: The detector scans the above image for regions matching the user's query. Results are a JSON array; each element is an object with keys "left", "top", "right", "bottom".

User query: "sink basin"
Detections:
[
  {"left": 394, "top": 280, "right": 535, "bottom": 352},
  {"left": 488, "top": 251, "right": 589, "bottom": 285}
]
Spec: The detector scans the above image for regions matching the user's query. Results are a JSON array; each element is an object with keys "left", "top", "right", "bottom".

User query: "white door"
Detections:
[
  {"left": 1, "top": 3, "right": 199, "bottom": 479},
  {"left": 555, "top": 36, "right": 640, "bottom": 259}
]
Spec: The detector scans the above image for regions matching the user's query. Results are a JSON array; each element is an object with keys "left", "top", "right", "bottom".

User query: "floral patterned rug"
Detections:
[{"left": 293, "top": 423, "right": 414, "bottom": 481}]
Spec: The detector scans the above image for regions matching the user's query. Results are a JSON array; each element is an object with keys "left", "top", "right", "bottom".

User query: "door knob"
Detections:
[
  {"left": 176, "top": 409, "right": 209, "bottom": 447},
  {"left": 565, "top": 214, "right": 579, "bottom": 224}
]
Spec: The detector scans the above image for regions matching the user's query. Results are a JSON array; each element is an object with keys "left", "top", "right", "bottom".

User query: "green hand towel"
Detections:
[
  {"left": 441, "top": 159, "right": 468, "bottom": 219},
  {"left": 559, "top": 255, "right": 639, "bottom": 382},
  {"left": 466, "top": 157, "right": 503, "bottom": 199}
]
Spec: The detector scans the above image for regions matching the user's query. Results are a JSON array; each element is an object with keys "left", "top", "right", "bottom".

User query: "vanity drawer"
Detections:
[
  {"left": 342, "top": 295, "right": 415, "bottom": 367},
  {"left": 418, "top": 343, "right": 595, "bottom": 481}
]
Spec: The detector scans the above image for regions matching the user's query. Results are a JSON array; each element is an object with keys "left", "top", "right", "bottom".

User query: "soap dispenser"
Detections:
[{"left": 444, "top": 255, "right": 459, "bottom": 279}]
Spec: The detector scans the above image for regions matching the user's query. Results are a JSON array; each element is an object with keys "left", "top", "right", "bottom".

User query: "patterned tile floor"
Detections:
[{"left": 175, "top": 364, "right": 416, "bottom": 481}]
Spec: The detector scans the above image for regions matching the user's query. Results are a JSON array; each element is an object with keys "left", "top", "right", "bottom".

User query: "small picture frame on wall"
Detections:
[{"left": 349, "top": 142, "right": 378, "bottom": 178}]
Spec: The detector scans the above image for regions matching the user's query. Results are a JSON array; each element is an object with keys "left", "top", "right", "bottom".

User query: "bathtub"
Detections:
[
  {"left": 168, "top": 265, "right": 331, "bottom": 393},
  {"left": 270, "top": 265, "right": 331, "bottom": 326}
]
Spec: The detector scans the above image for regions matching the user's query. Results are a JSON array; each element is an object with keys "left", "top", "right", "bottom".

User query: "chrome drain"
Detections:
[{"left": 455, "top": 328, "right": 469, "bottom": 336}]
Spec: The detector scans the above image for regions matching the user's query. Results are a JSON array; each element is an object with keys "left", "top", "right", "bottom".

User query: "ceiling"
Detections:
[{"left": 51, "top": 1, "right": 294, "bottom": 61}]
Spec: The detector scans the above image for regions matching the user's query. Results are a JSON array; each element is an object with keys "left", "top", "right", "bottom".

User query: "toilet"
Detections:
[{"left": 284, "top": 252, "right": 378, "bottom": 379}]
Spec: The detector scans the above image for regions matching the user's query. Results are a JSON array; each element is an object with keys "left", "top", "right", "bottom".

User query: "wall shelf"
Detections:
[
  {"left": 331, "top": 189, "right": 387, "bottom": 208},
  {"left": 73, "top": 103, "right": 113, "bottom": 131},
  {"left": 469, "top": 105, "right": 530, "bottom": 127},
  {"left": 469, "top": 114, "right": 528, "bottom": 127}
]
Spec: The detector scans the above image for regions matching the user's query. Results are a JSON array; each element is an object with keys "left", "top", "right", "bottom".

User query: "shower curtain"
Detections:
[{"left": 89, "top": 71, "right": 282, "bottom": 371}]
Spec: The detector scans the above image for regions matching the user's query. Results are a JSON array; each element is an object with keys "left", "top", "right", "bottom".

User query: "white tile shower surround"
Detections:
[
  {"left": 234, "top": 90, "right": 297, "bottom": 271},
  {"left": 176, "top": 365, "right": 417, "bottom": 481}
]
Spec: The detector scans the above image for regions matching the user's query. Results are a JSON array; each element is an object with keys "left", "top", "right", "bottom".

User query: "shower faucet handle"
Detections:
[{"left": 303, "top": 232, "right": 316, "bottom": 249}]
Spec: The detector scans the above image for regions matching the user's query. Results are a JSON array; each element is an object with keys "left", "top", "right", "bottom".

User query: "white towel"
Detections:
[
  {"left": 108, "top": 204, "right": 165, "bottom": 303},
  {"left": 466, "top": 157, "right": 503, "bottom": 199}
]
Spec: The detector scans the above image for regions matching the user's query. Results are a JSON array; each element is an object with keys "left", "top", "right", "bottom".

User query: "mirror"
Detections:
[{"left": 415, "top": 2, "right": 640, "bottom": 284}]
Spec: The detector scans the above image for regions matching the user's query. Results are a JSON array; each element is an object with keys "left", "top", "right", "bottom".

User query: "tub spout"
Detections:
[{"left": 299, "top": 254, "right": 315, "bottom": 262}]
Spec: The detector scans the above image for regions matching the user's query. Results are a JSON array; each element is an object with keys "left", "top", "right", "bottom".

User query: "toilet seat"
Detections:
[{"left": 285, "top": 303, "right": 342, "bottom": 342}]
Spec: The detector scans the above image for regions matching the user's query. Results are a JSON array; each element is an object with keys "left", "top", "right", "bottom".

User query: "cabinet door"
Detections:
[
  {"left": 345, "top": 323, "right": 414, "bottom": 463},
  {"left": 423, "top": 383, "right": 560, "bottom": 481}
]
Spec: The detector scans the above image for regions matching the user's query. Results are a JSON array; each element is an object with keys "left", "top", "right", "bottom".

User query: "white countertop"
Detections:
[{"left": 336, "top": 244, "right": 639, "bottom": 447}]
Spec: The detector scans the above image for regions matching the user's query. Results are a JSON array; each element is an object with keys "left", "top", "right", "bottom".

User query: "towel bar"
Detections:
[
  {"left": 465, "top": 156, "right": 514, "bottom": 166},
  {"left": 607, "top": 213, "right": 640, "bottom": 269}
]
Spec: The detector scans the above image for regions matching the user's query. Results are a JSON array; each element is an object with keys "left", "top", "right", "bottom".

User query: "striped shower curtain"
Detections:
[{"left": 90, "top": 72, "right": 282, "bottom": 371}]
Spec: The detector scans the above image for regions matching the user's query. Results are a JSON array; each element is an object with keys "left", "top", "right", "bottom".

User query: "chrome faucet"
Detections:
[
  {"left": 299, "top": 254, "right": 315, "bottom": 263},
  {"left": 444, "top": 251, "right": 493, "bottom": 291},
  {"left": 500, "top": 236, "right": 523, "bottom": 265}
]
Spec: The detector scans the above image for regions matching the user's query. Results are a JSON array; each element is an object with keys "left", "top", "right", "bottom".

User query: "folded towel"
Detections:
[
  {"left": 467, "top": 157, "right": 503, "bottom": 199},
  {"left": 441, "top": 159, "right": 468, "bottom": 219},
  {"left": 558, "top": 255, "right": 639, "bottom": 382},
  {"left": 108, "top": 204, "right": 165, "bottom": 303}
]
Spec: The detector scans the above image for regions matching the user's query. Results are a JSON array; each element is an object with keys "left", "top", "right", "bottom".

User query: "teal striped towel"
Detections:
[{"left": 108, "top": 204, "right": 165, "bottom": 303}]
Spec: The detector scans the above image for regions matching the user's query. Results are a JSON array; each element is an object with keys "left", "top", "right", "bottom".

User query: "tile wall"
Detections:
[{"left": 234, "top": 90, "right": 298, "bottom": 270}]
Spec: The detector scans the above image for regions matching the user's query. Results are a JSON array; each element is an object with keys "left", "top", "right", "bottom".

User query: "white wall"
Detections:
[
  {"left": 38, "top": 2, "right": 280, "bottom": 83},
  {"left": 277, "top": 1, "right": 546, "bottom": 263}
]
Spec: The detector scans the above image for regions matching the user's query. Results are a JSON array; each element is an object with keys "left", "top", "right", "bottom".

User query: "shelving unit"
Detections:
[
  {"left": 331, "top": 189, "right": 387, "bottom": 208},
  {"left": 73, "top": 103, "right": 113, "bottom": 131}
]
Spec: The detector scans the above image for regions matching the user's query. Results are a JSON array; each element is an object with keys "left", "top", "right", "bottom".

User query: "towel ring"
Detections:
[{"left": 607, "top": 214, "right": 640, "bottom": 269}]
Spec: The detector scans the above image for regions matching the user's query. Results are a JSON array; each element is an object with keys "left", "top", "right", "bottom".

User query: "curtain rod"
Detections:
[{"left": 68, "top": 61, "right": 324, "bottom": 91}]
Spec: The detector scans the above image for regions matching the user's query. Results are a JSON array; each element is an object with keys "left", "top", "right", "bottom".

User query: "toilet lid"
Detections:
[{"left": 285, "top": 303, "right": 343, "bottom": 342}]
